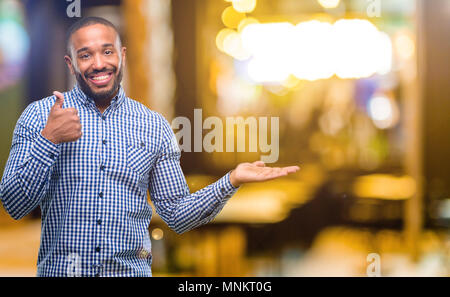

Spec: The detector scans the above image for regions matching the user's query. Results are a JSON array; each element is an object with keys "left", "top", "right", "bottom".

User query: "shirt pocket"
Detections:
[{"left": 126, "top": 140, "right": 155, "bottom": 177}]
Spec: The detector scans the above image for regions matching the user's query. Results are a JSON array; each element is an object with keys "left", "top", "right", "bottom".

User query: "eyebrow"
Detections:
[{"left": 76, "top": 43, "right": 115, "bottom": 54}]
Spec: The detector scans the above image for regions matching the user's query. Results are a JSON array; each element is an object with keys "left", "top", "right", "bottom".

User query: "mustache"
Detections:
[{"left": 84, "top": 67, "right": 117, "bottom": 77}]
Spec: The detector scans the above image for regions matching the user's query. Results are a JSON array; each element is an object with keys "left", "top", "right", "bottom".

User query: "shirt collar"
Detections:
[{"left": 72, "top": 83, "right": 126, "bottom": 110}]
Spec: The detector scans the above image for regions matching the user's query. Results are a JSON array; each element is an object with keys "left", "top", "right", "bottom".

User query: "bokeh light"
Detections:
[
  {"left": 237, "top": 17, "right": 259, "bottom": 33},
  {"left": 222, "top": 19, "right": 393, "bottom": 83},
  {"left": 394, "top": 31, "right": 415, "bottom": 61},
  {"left": 222, "top": 6, "right": 246, "bottom": 29},
  {"left": 317, "top": 0, "right": 340, "bottom": 9},
  {"left": 0, "top": 19, "right": 29, "bottom": 65},
  {"left": 232, "top": 0, "right": 257, "bottom": 13},
  {"left": 353, "top": 174, "right": 417, "bottom": 200},
  {"left": 216, "top": 28, "right": 237, "bottom": 53},
  {"left": 151, "top": 228, "right": 164, "bottom": 240},
  {"left": 0, "top": 0, "right": 29, "bottom": 90},
  {"left": 241, "top": 22, "right": 294, "bottom": 83},
  {"left": 367, "top": 94, "right": 399, "bottom": 129},
  {"left": 291, "top": 20, "right": 335, "bottom": 81},
  {"left": 333, "top": 19, "right": 392, "bottom": 79},
  {"left": 223, "top": 31, "right": 251, "bottom": 61}
]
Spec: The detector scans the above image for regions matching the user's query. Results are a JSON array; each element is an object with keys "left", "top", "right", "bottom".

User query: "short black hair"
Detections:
[{"left": 66, "top": 16, "right": 121, "bottom": 56}]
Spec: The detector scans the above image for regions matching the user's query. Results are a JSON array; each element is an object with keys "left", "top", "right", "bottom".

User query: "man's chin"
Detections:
[
  {"left": 89, "top": 84, "right": 113, "bottom": 94},
  {"left": 79, "top": 79, "right": 118, "bottom": 101},
  {"left": 90, "top": 88, "right": 117, "bottom": 101}
]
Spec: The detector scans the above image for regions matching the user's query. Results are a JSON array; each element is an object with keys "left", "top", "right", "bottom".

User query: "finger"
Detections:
[
  {"left": 265, "top": 167, "right": 297, "bottom": 179},
  {"left": 253, "top": 161, "right": 265, "bottom": 167},
  {"left": 66, "top": 108, "right": 79, "bottom": 116},
  {"left": 282, "top": 166, "right": 300, "bottom": 173},
  {"left": 53, "top": 91, "right": 64, "bottom": 109}
]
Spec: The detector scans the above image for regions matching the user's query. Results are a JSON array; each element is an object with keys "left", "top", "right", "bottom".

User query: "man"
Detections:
[{"left": 0, "top": 17, "right": 299, "bottom": 277}]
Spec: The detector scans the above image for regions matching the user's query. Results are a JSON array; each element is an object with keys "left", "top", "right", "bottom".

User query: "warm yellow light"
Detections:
[
  {"left": 216, "top": 28, "right": 236, "bottom": 53},
  {"left": 216, "top": 189, "right": 288, "bottom": 223},
  {"left": 375, "top": 32, "right": 393, "bottom": 75},
  {"left": 281, "top": 75, "right": 301, "bottom": 89},
  {"left": 317, "top": 0, "right": 340, "bottom": 9},
  {"left": 292, "top": 20, "right": 335, "bottom": 81},
  {"left": 151, "top": 228, "right": 164, "bottom": 240},
  {"left": 222, "top": 6, "right": 246, "bottom": 29},
  {"left": 232, "top": 0, "right": 257, "bottom": 13},
  {"left": 241, "top": 22, "right": 295, "bottom": 57},
  {"left": 216, "top": 75, "right": 262, "bottom": 115},
  {"left": 394, "top": 32, "right": 415, "bottom": 60},
  {"left": 223, "top": 31, "right": 251, "bottom": 60},
  {"left": 224, "top": 19, "right": 393, "bottom": 82},
  {"left": 310, "top": 13, "right": 335, "bottom": 24},
  {"left": 353, "top": 174, "right": 416, "bottom": 200},
  {"left": 237, "top": 17, "right": 259, "bottom": 33},
  {"left": 333, "top": 19, "right": 392, "bottom": 79},
  {"left": 241, "top": 22, "right": 294, "bottom": 82}
]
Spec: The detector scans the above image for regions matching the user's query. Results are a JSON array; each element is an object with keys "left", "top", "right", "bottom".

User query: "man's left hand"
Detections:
[{"left": 229, "top": 161, "right": 300, "bottom": 188}]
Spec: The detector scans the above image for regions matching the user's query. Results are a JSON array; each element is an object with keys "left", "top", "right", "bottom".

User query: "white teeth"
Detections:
[{"left": 92, "top": 75, "right": 109, "bottom": 81}]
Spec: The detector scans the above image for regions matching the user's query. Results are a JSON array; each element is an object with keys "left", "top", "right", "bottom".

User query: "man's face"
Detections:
[{"left": 65, "top": 24, "right": 126, "bottom": 101}]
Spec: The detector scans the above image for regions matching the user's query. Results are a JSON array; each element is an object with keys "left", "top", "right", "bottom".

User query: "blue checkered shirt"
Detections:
[{"left": 0, "top": 84, "right": 238, "bottom": 277}]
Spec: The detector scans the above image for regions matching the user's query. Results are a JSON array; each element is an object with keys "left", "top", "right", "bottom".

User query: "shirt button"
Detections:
[
  {"left": 140, "top": 142, "right": 145, "bottom": 148},
  {"left": 49, "top": 153, "right": 55, "bottom": 159},
  {"left": 100, "top": 165, "right": 105, "bottom": 171},
  {"left": 221, "top": 188, "right": 226, "bottom": 194},
  {"left": 101, "top": 115, "right": 106, "bottom": 120},
  {"left": 97, "top": 219, "right": 102, "bottom": 225},
  {"left": 95, "top": 247, "right": 101, "bottom": 253},
  {"left": 99, "top": 192, "right": 103, "bottom": 198},
  {"left": 102, "top": 140, "right": 107, "bottom": 145}
]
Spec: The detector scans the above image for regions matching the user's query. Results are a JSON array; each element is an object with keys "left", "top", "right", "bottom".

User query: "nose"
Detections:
[{"left": 92, "top": 53, "right": 106, "bottom": 70}]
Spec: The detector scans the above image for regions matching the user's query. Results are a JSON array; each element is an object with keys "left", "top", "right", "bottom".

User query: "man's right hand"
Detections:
[{"left": 41, "top": 91, "right": 82, "bottom": 144}]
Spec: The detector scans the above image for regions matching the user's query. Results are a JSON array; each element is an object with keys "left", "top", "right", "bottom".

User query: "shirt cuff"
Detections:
[
  {"left": 29, "top": 132, "right": 61, "bottom": 167},
  {"left": 214, "top": 171, "right": 239, "bottom": 201}
]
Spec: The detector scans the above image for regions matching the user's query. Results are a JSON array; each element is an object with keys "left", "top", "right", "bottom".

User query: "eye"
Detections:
[
  {"left": 79, "top": 53, "right": 90, "bottom": 59},
  {"left": 105, "top": 50, "right": 113, "bottom": 55}
]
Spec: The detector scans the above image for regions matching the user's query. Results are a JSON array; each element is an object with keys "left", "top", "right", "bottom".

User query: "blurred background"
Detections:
[{"left": 0, "top": 0, "right": 449, "bottom": 276}]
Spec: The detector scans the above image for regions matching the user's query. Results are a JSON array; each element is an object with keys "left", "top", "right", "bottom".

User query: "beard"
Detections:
[{"left": 75, "top": 64, "right": 123, "bottom": 102}]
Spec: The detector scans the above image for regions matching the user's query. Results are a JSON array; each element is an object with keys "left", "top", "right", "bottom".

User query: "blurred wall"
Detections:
[{"left": 421, "top": 0, "right": 450, "bottom": 221}]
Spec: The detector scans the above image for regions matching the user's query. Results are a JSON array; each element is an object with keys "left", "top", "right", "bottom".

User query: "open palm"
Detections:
[{"left": 230, "top": 161, "right": 300, "bottom": 187}]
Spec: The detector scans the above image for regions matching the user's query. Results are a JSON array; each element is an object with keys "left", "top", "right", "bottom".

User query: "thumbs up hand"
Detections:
[{"left": 41, "top": 91, "right": 82, "bottom": 144}]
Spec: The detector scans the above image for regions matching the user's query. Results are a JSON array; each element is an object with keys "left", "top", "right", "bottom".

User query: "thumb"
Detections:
[
  {"left": 253, "top": 160, "right": 265, "bottom": 167},
  {"left": 53, "top": 91, "right": 64, "bottom": 109}
]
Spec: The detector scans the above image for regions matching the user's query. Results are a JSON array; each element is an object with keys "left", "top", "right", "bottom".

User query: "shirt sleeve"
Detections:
[
  {"left": 0, "top": 102, "right": 61, "bottom": 220},
  {"left": 148, "top": 115, "right": 239, "bottom": 234}
]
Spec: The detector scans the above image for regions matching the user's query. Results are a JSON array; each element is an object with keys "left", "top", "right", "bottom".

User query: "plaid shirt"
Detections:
[{"left": 0, "top": 84, "right": 238, "bottom": 277}]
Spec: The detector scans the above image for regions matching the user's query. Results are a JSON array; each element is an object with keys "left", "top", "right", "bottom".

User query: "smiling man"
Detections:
[{"left": 0, "top": 17, "right": 299, "bottom": 277}]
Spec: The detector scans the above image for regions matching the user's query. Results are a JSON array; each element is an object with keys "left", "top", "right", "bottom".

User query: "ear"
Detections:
[
  {"left": 64, "top": 55, "right": 75, "bottom": 75},
  {"left": 121, "top": 47, "right": 127, "bottom": 67}
]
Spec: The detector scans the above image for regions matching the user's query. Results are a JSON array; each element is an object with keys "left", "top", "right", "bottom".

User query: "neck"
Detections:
[
  {"left": 76, "top": 84, "right": 120, "bottom": 114},
  {"left": 95, "top": 89, "right": 119, "bottom": 113}
]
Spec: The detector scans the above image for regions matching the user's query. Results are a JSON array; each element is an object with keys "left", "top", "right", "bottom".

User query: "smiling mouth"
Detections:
[{"left": 87, "top": 72, "right": 113, "bottom": 86}]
